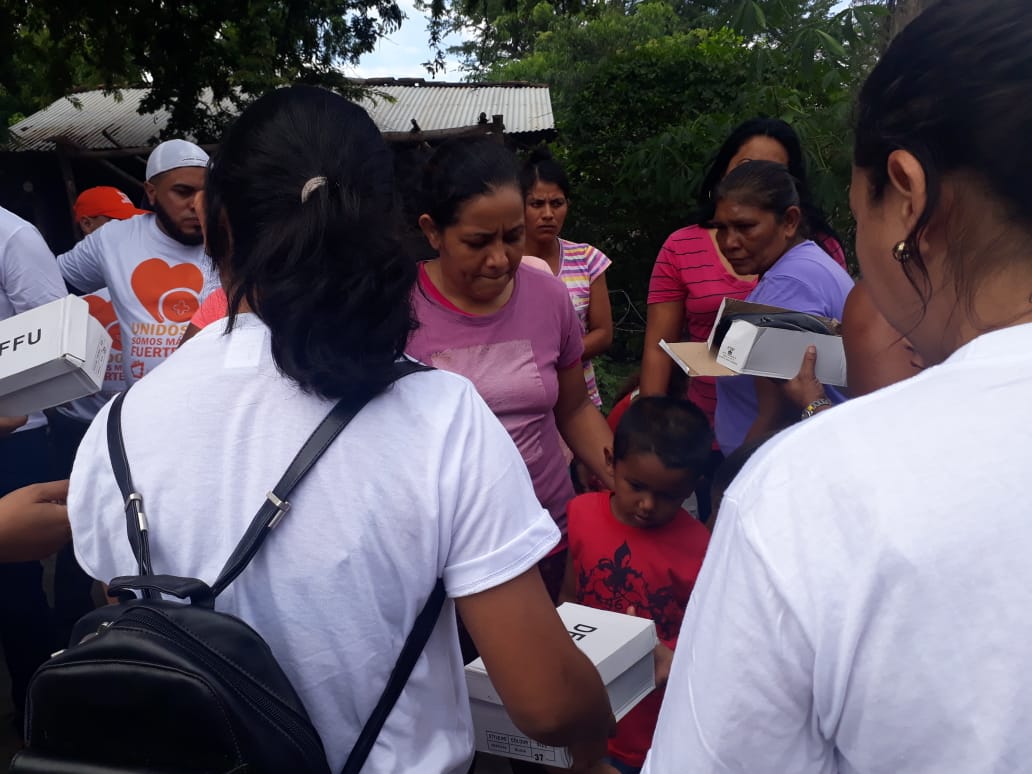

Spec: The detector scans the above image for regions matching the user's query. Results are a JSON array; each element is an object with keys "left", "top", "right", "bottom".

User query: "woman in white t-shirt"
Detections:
[
  {"left": 68, "top": 85, "right": 614, "bottom": 773},
  {"left": 645, "top": 2, "right": 1032, "bottom": 772}
]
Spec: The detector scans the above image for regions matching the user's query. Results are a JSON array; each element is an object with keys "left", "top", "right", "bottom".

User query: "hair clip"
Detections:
[{"left": 301, "top": 176, "right": 328, "bottom": 204}]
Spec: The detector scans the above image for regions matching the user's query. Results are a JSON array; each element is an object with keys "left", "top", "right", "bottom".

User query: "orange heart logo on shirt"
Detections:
[
  {"left": 130, "top": 258, "right": 204, "bottom": 323},
  {"left": 83, "top": 295, "right": 122, "bottom": 351}
]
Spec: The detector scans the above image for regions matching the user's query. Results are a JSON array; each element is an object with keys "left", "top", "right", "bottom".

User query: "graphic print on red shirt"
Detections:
[{"left": 567, "top": 491, "right": 710, "bottom": 766}]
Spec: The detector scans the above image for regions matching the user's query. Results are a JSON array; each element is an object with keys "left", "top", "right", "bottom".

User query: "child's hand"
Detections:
[
  {"left": 0, "top": 416, "right": 27, "bottom": 436},
  {"left": 653, "top": 643, "right": 674, "bottom": 689},
  {"left": 627, "top": 607, "right": 675, "bottom": 688}
]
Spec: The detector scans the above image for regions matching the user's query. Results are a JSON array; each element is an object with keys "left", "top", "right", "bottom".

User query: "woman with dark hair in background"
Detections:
[
  {"left": 640, "top": 118, "right": 846, "bottom": 416},
  {"left": 522, "top": 147, "right": 614, "bottom": 408},
  {"left": 407, "top": 138, "right": 615, "bottom": 604},
  {"left": 645, "top": 2, "right": 1032, "bottom": 769},
  {"left": 67, "top": 86, "right": 613, "bottom": 772},
  {"left": 639, "top": 118, "right": 845, "bottom": 521},
  {"left": 710, "top": 160, "right": 852, "bottom": 455}
]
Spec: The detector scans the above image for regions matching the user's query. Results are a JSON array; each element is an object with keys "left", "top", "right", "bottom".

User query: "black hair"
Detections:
[
  {"left": 698, "top": 117, "right": 841, "bottom": 253},
  {"left": 854, "top": 0, "right": 1032, "bottom": 310},
  {"left": 420, "top": 137, "right": 520, "bottom": 228},
  {"left": 519, "top": 145, "right": 570, "bottom": 199},
  {"left": 613, "top": 396, "right": 712, "bottom": 473},
  {"left": 714, "top": 160, "right": 801, "bottom": 222},
  {"left": 204, "top": 84, "right": 416, "bottom": 404}
]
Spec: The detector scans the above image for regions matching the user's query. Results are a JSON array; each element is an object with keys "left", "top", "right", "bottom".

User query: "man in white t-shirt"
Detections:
[
  {"left": 0, "top": 205, "right": 68, "bottom": 725},
  {"left": 57, "top": 140, "right": 219, "bottom": 385}
]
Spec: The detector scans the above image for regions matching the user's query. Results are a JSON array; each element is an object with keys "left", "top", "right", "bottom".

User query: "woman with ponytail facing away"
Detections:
[{"left": 66, "top": 86, "right": 614, "bottom": 773}]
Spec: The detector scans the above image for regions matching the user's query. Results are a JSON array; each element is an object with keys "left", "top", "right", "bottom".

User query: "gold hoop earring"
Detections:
[{"left": 892, "top": 241, "right": 911, "bottom": 264}]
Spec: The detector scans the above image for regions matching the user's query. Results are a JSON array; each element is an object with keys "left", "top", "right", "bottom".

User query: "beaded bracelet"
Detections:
[{"left": 801, "top": 397, "right": 832, "bottom": 419}]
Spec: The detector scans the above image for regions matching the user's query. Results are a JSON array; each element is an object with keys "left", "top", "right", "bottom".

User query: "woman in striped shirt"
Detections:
[{"left": 522, "top": 147, "right": 613, "bottom": 408}]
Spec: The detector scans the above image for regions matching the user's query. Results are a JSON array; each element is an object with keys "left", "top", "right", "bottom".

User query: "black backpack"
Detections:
[{"left": 12, "top": 361, "right": 445, "bottom": 774}]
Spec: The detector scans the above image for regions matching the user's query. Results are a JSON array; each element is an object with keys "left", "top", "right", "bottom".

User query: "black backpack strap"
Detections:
[
  {"left": 107, "top": 360, "right": 441, "bottom": 771},
  {"left": 210, "top": 360, "right": 432, "bottom": 599},
  {"left": 106, "top": 391, "right": 155, "bottom": 593},
  {"left": 341, "top": 578, "right": 446, "bottom": 774}
]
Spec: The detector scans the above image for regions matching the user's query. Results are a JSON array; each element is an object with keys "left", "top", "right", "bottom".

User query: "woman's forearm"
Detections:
[
  {"left": 581, "top": 328, "right": 612, "bottom": 360},
  {"left": 640, "top": 301, "right": 684, "bottom": 396},
  {"left": 557, "top": 401, "right": 615, "bottom": 491}
]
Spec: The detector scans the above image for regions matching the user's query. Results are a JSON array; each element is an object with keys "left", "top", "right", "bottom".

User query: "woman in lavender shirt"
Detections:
[{"left": 711, "top": 161, "right": 853, "bottom": 455}]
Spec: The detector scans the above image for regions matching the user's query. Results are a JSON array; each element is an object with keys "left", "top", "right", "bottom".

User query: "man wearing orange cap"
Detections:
[
  {"left": 52, "top": 186, "right": 143, "bottom": 461},
  {"left": 71, "top": 186, "right": 148, "bottom": 237}
]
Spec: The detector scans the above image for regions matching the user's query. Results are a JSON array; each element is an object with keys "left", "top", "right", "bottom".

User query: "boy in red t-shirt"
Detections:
[{"left": 559, "top": 396, "right": 713, "bottom": 774}]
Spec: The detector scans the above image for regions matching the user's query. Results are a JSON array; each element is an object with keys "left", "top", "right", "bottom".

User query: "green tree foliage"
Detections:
[
  {"left": 0, "top": 0, "right": 405, "bottom": 140},
  {"left": 485, "top": 1, "right": 886, "bottom": 312}
]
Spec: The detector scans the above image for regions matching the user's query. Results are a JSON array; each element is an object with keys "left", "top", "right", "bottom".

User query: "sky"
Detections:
[{"left": 348, "top": 0, "right": 469, "bottom": 80}]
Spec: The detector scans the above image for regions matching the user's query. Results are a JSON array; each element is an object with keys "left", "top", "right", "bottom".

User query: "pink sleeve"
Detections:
[
  {"left": 647, "top": 237, "right": 686, "bottom": 305},
  {"left": 584, "top": 245, "right": 611, "bottom": 282},
  {"left": 190, "top": 288, "right": 229, "bottom": 329},
  {"left": 521, "top": 255, "right": 552, "bottom": 274}
]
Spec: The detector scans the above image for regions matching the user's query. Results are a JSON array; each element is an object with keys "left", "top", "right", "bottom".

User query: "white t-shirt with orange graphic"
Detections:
[
  {"left": 56, "top": 289, "right": 125, "bottom": 423},
  {"left": 57, "top": 214, "right": 218, "bottom": 385}
]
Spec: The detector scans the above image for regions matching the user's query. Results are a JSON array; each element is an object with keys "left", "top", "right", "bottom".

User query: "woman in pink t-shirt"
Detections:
[
  {"left": 406, "top": 138, "right": 615, "bottom": 601},
  {"left": 640, "top": 118, "right": 847, "bottom": 426}
]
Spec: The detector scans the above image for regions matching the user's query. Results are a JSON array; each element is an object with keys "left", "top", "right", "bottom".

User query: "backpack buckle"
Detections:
[
  {"left": 266, "top": 492, "right": 291, "bottom": 528},
  {"left": 125, "top": 492, "right": 147, "bottom": 532}
]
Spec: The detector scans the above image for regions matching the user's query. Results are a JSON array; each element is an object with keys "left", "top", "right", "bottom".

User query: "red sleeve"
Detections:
[
  {"left": 647, "top": 235, "right": 686, "bottom": 305},
  {"left": 818, "top": 234, "right": 848, "bottom": 271},
  {"left": 606, "top": 392, "right": 634, "bottom": 433},
  {"left": 565, "top": 492, "right": 603, "bottom": 562},
  {"left": 190, "top": 288, "right": 229, "bottom": 329}
]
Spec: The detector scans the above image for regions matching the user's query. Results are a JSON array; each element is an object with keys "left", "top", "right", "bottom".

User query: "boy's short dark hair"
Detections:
[{"left": 614, "top": 396, "right": 713, "bottom": 472}]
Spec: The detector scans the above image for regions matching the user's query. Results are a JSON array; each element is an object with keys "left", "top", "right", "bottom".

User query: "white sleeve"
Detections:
[
  {"left": 643, "top": 494, "right": 835, "bottom": 774},
  {"left": 436, "top": 380, "right": 560, "bottom": 598},
  {"left": 56, "top": 230, "right": 108, "bottom": 293},
  {"left": 69, "top": 399, "right": 137, "bottom": 583},
  {"left": 1, "top": 225, "right": 67, "bottom": 313}
]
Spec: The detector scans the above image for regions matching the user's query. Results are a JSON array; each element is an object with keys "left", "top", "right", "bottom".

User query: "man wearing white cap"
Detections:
[{"left": 57, "top": 139, "right": 219, "bottom": 384}]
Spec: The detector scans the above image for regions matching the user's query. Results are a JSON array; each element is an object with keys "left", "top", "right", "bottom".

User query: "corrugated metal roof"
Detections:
[
  {"left": 361, "top": 84, "right": 554, "bottom": 134},
  {"left": 6, "top": 89, "right": 173, "bottom": 151},
  {"left": 5, "top": 82, "right": 554, "bottom": 152}
]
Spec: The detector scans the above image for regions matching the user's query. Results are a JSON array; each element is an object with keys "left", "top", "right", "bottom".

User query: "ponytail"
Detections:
[{"left": 205, "top": 85, "right": 416, "bottom": 403}]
